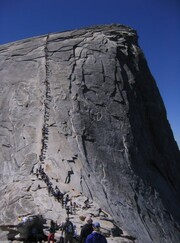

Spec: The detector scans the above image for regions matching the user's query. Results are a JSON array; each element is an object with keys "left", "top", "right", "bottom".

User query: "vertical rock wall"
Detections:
[{"left": 0, "top": 24, "right": 179, "bottom": 242}]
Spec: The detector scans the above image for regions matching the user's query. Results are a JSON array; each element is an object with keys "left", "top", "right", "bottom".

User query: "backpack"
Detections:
[{"left": 65, "top": 222, "right": 74, "bottom": 234}]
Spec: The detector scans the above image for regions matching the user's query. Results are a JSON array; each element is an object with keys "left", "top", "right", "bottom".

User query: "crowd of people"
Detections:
[
  {"left": 34, "top": 166, "right": 108, "bottom": 243},
  {"left": 36, "top": 165, "right": 64, "bottom": 203},
  {"left": 35, "top": 165, "right": 77, "bottom": 217},
  {"left": 48, "top": 216, "right": 107, "bottom": 243}
]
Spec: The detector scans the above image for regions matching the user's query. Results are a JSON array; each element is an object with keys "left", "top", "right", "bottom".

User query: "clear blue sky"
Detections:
[{"left": 0, "top": 0, "right": 179, "bottom": 148}]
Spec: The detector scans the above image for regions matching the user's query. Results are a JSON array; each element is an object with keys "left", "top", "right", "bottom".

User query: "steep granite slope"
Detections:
[{"left": 0, "top": 24, "right": 180, "bottom": 242}]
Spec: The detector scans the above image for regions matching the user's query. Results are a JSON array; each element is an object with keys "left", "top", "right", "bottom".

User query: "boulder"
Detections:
[{"left": 0, "top": 24, "right": 179, "bottom": 242}]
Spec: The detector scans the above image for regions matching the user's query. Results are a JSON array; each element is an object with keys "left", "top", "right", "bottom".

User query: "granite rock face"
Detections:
[{"left": 0, "top": 24, "right": 180, "bottom": 242}]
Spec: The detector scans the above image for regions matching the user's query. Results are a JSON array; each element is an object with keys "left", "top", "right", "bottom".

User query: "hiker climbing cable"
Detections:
[
  {"left": 65, "top": 170, "right": 74, "bottom": 184},
  {"left": 64, "top": 194, "right": 70, "bottom": 207}
]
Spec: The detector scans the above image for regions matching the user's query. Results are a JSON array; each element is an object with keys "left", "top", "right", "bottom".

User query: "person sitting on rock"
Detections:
[
  {"left": 83, "top": 198, "right": 91, "bottom": 209},
  {"left": 62, "top": 217, "right": 74, "bottom": 243},
  {"left": 79, "top": 216, "right": 93, "bottom": 243},
  {"left": 48, "top": 220, "right": 56, "bottom": 243},
  {"left": 85, "top": 222, "right": 107, "bottom": 243}
]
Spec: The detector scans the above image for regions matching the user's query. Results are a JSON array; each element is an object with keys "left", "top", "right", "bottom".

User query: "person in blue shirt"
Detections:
[{"left": 85, "top": 222, "right": 107, "bottom": 243}]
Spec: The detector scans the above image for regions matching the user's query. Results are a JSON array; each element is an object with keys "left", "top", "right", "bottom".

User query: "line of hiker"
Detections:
[
  {"left": 33, "top": 162, "right": 109, "bottom": 243},
  {"left": 33, "top": 165, "right": 108, "bottom": 243},
  {"left": 39, "top": 47, "right": 51, "bottom": 163},
  {"left": 47, "top": 215, "right": 107, "bottom": 243},
  {"left": 39, "top": 125, "right": 49, "bottom": 162},
  {"left": 35, "top": 163, "right": 103, "bottom": 218},
  {"left": 35, "top": 165, "right": 77, "bottom": 215}
]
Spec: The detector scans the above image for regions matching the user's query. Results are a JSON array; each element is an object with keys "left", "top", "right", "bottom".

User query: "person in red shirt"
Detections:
[{"left": 48, "top": 220, "right": 56, "bottom": 243}]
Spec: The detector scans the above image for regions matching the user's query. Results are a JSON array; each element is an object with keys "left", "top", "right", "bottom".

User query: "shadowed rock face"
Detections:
[{"left": 0, "top": 24, "right": 180, "bottom": 242}]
